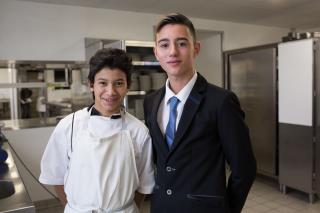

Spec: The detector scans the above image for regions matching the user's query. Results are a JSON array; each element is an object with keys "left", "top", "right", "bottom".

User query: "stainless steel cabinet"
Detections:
[
  {"left": 278, "top": 38, "right": 320, "bottom": 203},
  {"left": 225, "top": 39, "right": 320, "bottom": 202}
]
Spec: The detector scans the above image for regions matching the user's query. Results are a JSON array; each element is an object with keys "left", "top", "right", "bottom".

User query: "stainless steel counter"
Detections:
[
  {"left": 0, "top": 142, "right": 35, "bottom": 213},
  {"left": 2, "top": 117, "right": 61, "bottom": 130}
]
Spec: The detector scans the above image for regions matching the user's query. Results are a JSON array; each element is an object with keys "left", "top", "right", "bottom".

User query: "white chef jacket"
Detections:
[{"left": 39, "top": 107, "right": 155, "bottom": 195}]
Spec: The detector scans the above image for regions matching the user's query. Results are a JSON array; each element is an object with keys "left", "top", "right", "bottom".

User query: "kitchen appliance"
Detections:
[
  {"left": 224, "top": 44, "right": 278, "bottom": 177},
  {"left": 278, "top": 38, "right": 320, "bottom": 203}
]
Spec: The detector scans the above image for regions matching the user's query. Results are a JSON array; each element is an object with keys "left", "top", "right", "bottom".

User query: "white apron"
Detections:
[{"left": 64, "top": 109, "right": 140, "bottom": 213}]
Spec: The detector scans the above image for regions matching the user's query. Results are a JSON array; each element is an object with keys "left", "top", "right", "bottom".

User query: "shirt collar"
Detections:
[
  {"left": 88, "top": 105, "right": 121, "bottom": 119},
  {"left": 164, "top": 71, "right": 198, "bottom": 105}
]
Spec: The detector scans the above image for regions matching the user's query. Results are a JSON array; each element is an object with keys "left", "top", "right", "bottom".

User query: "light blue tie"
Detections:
[{"left": 165, "top": 96, "right": 180, "bottom": 149}]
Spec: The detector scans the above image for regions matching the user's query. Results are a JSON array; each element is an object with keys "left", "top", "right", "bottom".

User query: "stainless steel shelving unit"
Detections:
[{"left": 85, "top": 38, "right": 166, "bottom": 120}]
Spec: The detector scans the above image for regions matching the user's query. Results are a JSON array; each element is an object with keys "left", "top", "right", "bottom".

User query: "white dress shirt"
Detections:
[{"left": 157, "top": 72, "right": 198, "bottom": 135}]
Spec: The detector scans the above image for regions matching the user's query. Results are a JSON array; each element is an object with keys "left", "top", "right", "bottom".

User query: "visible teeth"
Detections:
[{"left": 102, "top": 98, "right": 116, "bottom": 102}]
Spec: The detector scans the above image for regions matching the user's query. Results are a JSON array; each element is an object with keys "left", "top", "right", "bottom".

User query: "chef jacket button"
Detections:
[
  {"left": 166, "top": 189, "right": 172, "bottom": 195},
  {"left": 166, "top": 166, "right": 172, "bottom": 172}
]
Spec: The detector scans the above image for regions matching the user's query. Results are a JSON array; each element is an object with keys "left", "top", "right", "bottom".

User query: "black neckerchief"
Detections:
[{"left": 87, "top": 105, "right": 121, "bottom": 119}]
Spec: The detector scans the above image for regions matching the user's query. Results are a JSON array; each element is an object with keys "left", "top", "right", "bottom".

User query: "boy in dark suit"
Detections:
[{"left": 144, "top": 13, "right": 256, "bottom": 213}]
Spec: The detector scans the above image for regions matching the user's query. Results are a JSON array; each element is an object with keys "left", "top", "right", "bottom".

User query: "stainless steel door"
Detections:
[{"left": 226, "top": 46, "right": 277, "bottom": 176}]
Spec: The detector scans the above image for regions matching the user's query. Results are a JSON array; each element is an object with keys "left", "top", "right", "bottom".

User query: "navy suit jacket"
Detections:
[{"left": 143, "top": 73, "right": 256, "bottom": 213}]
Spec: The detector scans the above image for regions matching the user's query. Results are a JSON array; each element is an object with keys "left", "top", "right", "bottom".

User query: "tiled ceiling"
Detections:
[{"left": 16, "top": 0, "right": 320, "bottom": 29}]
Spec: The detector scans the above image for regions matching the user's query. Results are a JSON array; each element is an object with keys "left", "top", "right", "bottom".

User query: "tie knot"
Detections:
[{"left": 169, "top": 96, "right": 180, "bottom": 110}]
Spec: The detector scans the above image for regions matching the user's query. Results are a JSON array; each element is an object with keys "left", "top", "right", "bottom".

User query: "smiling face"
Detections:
[
  {"left": 90, "top": 68, "right": 128, "bottom": 117},
  {"left": 154, "top": 24, "right": 200, "bottom": 80}
]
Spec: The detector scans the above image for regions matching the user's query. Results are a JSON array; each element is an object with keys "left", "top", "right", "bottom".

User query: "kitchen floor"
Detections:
[{"left": 35, "top": 176, "right": 320, "bottom": 213}]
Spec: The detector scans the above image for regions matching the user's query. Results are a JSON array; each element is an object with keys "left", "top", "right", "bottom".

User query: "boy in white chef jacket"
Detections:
[{"left": 39, "top": 48, "right": 155, "bottom": 213}]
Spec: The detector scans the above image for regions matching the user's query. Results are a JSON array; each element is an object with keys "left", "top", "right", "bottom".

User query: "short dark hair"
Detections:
[
  {"left": 155, "top": 13, "right": 197, "bottom": 42},
  {"left": 88, "top": 48, "right": 132, "bottom": 87}
]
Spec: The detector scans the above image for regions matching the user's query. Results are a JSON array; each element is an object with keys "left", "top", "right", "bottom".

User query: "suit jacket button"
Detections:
[
  {"left": 166, "top": 189, "right": 172, "bottom": 195},
  {"left": 166, "top": 166, "right": 172, "bottom": 172}
]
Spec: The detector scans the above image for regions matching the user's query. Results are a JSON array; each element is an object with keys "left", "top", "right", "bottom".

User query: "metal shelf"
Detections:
[
  {"left": 127, "top": 91, "right": 146, "bottom": 96},
  {"left": 125, "top": 40, "right": 154, "bottom": 47},
  {"left": 132, "top": 61, "right": 160, "bottom": 66}
]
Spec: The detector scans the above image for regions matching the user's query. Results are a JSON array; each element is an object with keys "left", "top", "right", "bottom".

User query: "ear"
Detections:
[
  {"left": 194, "top": 41, "right": 201, "bottom": 57},
  {"left": 89, "top": 82, "right": 94, "bottom": 92}
]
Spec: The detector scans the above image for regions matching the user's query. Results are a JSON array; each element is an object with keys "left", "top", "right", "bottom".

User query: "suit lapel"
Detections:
[
  {"left": 169, "top": 74, "right": 207, "bottom": 154},
  {"left": 149, "top": 87, "right": 169, "bottom": 153}
]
